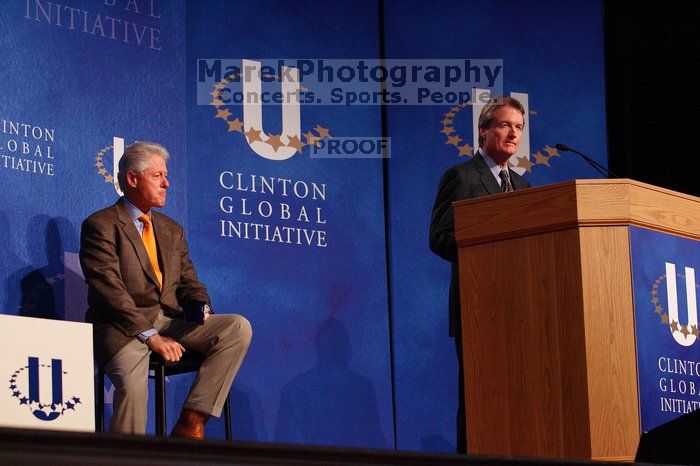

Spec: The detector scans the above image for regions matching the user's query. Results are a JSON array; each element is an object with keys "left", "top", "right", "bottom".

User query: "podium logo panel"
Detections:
[
  {"left": 9, "top": 357, "right": 82, "bottom": 422},
  {"left": 630, "top": 227, "right": 700, "bottom": 432},
  {"left": 0, "top": 315, "right": 94, "bottom": 432},
  {"left": 656, "top": 263, "right": 699, "bottom": 347}
]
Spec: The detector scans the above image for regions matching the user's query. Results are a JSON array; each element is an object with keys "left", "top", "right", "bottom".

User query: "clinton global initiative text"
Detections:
[
  {"left": 218, "top": 171, "right": 328, "bottom": 248},
  {"left": 220, "top": 221, "right": 326, "bottom": 247}
]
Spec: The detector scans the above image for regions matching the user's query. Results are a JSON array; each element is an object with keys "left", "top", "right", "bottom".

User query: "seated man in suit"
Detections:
[
  {"left": 80, "top": 141, "right": 252, "bottom": 439},
  {"left": 429, "top": 96, "right": 531, "bottom": 453}
]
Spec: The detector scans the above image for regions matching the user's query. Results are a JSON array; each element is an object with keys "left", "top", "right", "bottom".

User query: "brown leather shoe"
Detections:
[{"left": 171, "top": 409, "right": 210, "bottom": 440}]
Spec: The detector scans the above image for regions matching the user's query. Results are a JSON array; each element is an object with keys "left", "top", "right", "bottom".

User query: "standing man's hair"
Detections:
[
  {"left": 477, "top": 96, "right": 525, "bottom": 146},
  {"left": 117, "top": 142, "right": 170, "bottom": 190}
]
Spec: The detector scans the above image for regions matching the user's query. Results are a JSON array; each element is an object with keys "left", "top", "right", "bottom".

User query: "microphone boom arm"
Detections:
[{"left": 555, "top": 144, "right": 620, "bottom": 178}]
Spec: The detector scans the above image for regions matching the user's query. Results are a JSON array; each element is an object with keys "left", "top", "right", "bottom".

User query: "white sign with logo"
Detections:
[{"left": 0, "top": 314, "right": 94, "bottom": 432}]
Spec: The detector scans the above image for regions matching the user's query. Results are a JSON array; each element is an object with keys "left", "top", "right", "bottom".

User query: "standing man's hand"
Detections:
[{"left": 146, "top": 334, "right": 185, "bottom": 362}]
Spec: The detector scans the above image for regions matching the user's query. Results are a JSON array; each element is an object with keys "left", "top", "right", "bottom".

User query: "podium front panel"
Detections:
[
  {"left": 630, "top": 226, "right": 700, "bottom": 432},
  {"left": 0, "top": 315, "right": 95, "bottom": 432}
]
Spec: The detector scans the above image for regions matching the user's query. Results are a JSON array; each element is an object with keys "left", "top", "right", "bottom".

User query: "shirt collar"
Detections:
[
  {"left": 122, "top": 197, "right": 148, "bottom": 222},
  {"left": 478, "top": 148, "right": 508, "bottom": 180}
]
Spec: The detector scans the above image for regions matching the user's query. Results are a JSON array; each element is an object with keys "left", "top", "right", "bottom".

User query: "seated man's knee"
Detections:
[
  {"left": 234, "top": 314, "right": 253, "bottom": 344},
  {"left": 220, "top": 314, "right": 252, "bottom": 345}
]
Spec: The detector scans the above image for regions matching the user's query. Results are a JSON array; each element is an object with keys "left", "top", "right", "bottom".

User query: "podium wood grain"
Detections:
[{"left": 453, "top": 179, "right": 700, "bottom": 461}]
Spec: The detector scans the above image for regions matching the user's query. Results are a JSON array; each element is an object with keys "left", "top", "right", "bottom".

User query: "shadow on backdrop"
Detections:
[
  {"left": 228, "top": 384, "right": 261, "bottom": 441},
  {"left": 18, "top": 216, "right": 78, "bottom": 320},
  {"left": 1, "top": 211, "right": 25, "bottom": 316},
  {"left": 274, "top": 317, "right": 387, "bottom": 448},
  {"left": 420, "top": 434, "right": 453, "bottom": 453}
]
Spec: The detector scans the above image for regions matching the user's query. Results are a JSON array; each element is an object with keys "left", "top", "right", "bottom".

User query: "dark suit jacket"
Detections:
[
  {"left": 429, "top": 152, "right": 530, "bottom": 337},
  {"left": 79, "top": 198, "right": 210, "bottom": 366}
]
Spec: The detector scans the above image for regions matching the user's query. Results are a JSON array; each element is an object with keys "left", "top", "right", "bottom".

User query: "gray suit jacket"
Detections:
[
  {"left": 80, "top": 198, "right": 210, "bottom": 366},
  {"left": 429, "top": 152, "right": 530, "bottom": 337}
]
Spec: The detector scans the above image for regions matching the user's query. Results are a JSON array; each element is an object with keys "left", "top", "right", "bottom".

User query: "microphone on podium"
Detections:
[{"left": 555, "top": 143, "right": 620, "bottom": 178}]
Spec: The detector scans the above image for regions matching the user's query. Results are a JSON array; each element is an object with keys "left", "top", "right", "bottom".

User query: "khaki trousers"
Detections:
[{"left": 104, "top": 312, "right": 252, "bottom": 434}]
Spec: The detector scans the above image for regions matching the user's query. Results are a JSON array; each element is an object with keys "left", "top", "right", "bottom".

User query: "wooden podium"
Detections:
[{"left": 453, "top": 179, "right": 700, "bottom": 461}]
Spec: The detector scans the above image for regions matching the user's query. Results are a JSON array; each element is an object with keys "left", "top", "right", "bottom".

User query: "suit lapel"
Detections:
[
  {"left": 115, "top": 199, "right": 162, "bottom": 292},
  {"left": 472, "top": 152, "right": 502, "bottom": 195},
  {"left": 509, "top": 169, "right": 528, "bottom": 190}
]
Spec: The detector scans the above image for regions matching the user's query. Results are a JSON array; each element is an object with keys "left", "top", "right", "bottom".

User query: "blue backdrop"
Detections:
[
  {"left": 184, "top": 0, "right": 392, "bottom": 446},
  {"left": 1, "top": 0, "right": 607, "bottom": 452}
]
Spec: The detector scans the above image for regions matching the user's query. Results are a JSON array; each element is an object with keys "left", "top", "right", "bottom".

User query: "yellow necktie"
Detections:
[{"left": 139, "top": 215, "right": 163, "bottom": 289}]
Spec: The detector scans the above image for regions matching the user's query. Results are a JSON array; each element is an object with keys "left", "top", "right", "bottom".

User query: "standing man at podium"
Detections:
[
  {"left": 80, "top": 142, "right": 252, "bottom": 439},
  {"left": 429, "top": 96, "right": 530, "bottom": 453}
]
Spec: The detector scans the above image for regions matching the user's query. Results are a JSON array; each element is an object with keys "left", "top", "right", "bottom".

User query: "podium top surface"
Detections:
[{"left": 453, "top": 179, "right": 700, "bottom": 246}]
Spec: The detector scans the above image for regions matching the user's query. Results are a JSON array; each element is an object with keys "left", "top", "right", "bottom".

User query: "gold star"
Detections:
[
  {"left": 441, "top": 126, "right": 455, "bottom": 136},
  {"left": 227, "top": 118, "right": 244, "bottom": 133},
  {"left": 692, "top": 325, "right": 700, "bottom": 336},
  {"left": 457, "top": 144, "right": 473, "bottom": 157},
  {"left": 654, "top": 305, "right": 663, "bottom": 314},
  {"left": 652, "top": 289, "right": 658, "bottom": 296},
  {"left": 661, "top": 313, "right": 669, "bottom": 324},
  {"left": 244, "top": 127, "right": 262, "bottom": 143},
  {"left": 446, "top": 135, "right": 462, "bottom": 146},
  {"left": 105, "top": 175, "right": 114, "bottom": 184},
  {"left": 444, "top": 111, "right": 455, "bottom": 118},
  {"left": 95, "top": 161, "right": 103, "bottom": 168},
  {"left": 215, "top": 108, "right": 232, "bottom": 120},
  {"left": 651, "top": 297, "right": 659, "bottom": 304},
  {"left": 266, "top": 134, "right": 284, "bottom": 151},
  {"left": 210, "top": 89, "right": 222, "bottom": 98},
  {"left": 215, "top": 82, "right": 226, "bottom": 90},
  {"left": 314, "top": 125, "right": 332, "bottom": 139},
  {"left": 533, "top": 152, "right": 550, "bottom": 166},
  {"left": 286, "top": 135, "right": 305, "bottom": 153},
  {"left": 210, "top": 99, "right": 223, "bottom": 108},
  {"left": 680, "top": 325, "right": 690, "bottom": 337},
  {"left": 98, "top": 168, "right": 107, "bottom": 175},
  {"left": 543, "top": 145, "right": 560, "bottom": 157},
  {"left": 669, "top": 320, "right": 679, "bottom": 332},
  {"left": 440, "top": 118, "right": 453, "bottom": 125},
  {"left": 515, "top": 156, "right": 536, "bottom": 173},
  {"left": 304, "top": 131, "right": 321, "bottom": 147}
]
